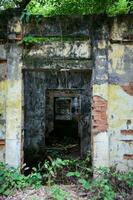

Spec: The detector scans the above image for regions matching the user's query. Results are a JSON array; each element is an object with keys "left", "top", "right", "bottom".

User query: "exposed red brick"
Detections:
[
  {"left": 121, "top": 130, "right": 133, "bottom": 135},
  {"left": 121, "top": 82, "right": 133, "bottom": 96},
  {"left": 92, "top": 95, "right": 108, "bottom": 134},
  {"left": 123, "top": 154, "right": 133, "bottom": 160},
  {"left": 16, "top": 33, "right": 22, "bottom": 41},
  {"left": 0, "top": 139, "right": 5, "bottom": 146},
  {"left": 0, "top": 60, "right": 7, "bottom": 64}
]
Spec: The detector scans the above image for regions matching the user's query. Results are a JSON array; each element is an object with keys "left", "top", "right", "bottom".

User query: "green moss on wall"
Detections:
[{"left": 22, "top": 35, "right": 89, "bottom": 44}]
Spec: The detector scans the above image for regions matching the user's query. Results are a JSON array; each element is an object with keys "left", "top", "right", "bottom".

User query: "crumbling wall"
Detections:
[
  {"left": 108, "top": 16, "right": 133, "bottom": 170},
  {"left": 0, "top": 44, "right": 7, "bottom": 162},
  {"left": 0, "top": 14, "right": 8, "bottom": 162},
  {"left": 0, "top": 13, "right": 23, "bottom": 167},
  {"left": 0, "top": 13, "right": 132, "bottom": 170},
  {"left": 92, "top": 19, "right": 109, "bottom": 168},
  {"left": 23, "top": 17, "right": 92, "bottom": 163},
  {"left": 92, "top": 16, "right": 133, "bottom": 171}
]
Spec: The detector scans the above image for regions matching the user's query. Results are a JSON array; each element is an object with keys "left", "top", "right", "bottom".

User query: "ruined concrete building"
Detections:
[{"left": 0, "top": 11, "right": 133, "bottom": 171}]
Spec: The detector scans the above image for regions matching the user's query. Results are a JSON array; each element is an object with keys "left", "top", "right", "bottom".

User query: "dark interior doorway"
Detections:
[{"left": 45, "top": 96, "right": 80, "bottom": 159}]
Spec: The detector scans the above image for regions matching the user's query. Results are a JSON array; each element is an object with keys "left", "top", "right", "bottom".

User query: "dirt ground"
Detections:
[
  {"left": 0, "top": 185, "right": 91, "bottom": 200},
  {"left": 0, "top": 185, "right": 133, "bottom": 200}
]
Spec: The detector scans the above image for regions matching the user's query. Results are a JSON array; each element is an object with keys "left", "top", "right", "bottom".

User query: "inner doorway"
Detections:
[
  {"left": 45, "top": 89, "right": 90, "bottom": 159},
  {"left": 45, "top": 95, "right": 80, "bottom": 159}
]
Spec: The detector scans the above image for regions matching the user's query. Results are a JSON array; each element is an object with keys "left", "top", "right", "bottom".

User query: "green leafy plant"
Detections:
[
  {"left": 48, "top": 185, "right": 72, "bottom": 200},
  {"left": 92, "top": 178, "right": 115, "bottom": 200},
  {"left": 1, "top": 0, "right": 133, "bottom": 17},
  {"left": 0, "top": 160, "right": 132, "bottom": 199},
  {"left": 26, "top": 0, "right": 133, "bottom": 17},
  {"left": 27, "top": 167, "right": 42, "bottom": 189},
  {"left": 66, "top": 171, "right": 81, "bottom": 178},
  {"left": 66, "top": 166, "right": 132, "bottom": 200},
  {"left": 112, "top": 170, "right": 133, "bottom": 187},
  {"left": 91, "top": 167, "right": 133, "bottom": 200},
  {"left": 41, "top": 158, "right": 69, "bottom": 186},
  {"left": 0, "top": 162, "right": 42, "bottom": 196},
  {"left": 78, "top": 178, "right": 90, "bottom": 190},
  {"left": 66, "top": 171, "right": 90, "bottom": 190}
]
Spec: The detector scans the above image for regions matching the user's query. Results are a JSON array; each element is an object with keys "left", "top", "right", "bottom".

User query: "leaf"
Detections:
[
  {"left": 78, "top": 178, "right": 90, "bottom": 190},
  {"left": 66, "top": 171, "right": 81, "bottom": 177}
]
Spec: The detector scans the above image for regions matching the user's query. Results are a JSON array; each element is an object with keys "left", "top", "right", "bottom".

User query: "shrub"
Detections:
[{"left": 0, "top": 162, "right": 42, "bottom": 196}]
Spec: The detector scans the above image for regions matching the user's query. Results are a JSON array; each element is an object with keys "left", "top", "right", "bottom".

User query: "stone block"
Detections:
[{"left": 26, "top": 40, "right": 91, "bottom": 59}]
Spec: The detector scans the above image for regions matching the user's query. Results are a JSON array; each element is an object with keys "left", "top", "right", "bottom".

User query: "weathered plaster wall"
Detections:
[
  {"left": 23, "top": 17, "right": 92, "bottom": 163},
  {"left": 91, "top": 20, "right": 109, "bottom": 168},
  {"left": 0, "top": 14, "right": 23, "bottom": 167},
  {"left": 5, "top": 44, "right": 23, "bottom": 167},
  {"left": 0, "top": 13, "right": 133, "bottom": 170},
  {"left": 92, "top": 16, "right": 133, "bottom": 171},
  {"left": 108, "top": 18, "right": 133, "bottom": 170},
  {"left": 0, "top": 45, "right": 7, "bottom": 162}
]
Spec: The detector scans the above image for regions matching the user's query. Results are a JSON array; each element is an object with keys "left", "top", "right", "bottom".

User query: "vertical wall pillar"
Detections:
[
  {"left": 5, "top": 45, "right": 23, "bottom": 167},
  {"left": 92, "top": 21, "right": 109, "bottom": 168},
  {"left": 5, "top": 17, "right": 23, "bottom": 168},
  {"left": 92, "top": 84, "right": 109, "bottom": 168},
  {"left": 0, "top": 45, "right": 7, "bottom": 162}
]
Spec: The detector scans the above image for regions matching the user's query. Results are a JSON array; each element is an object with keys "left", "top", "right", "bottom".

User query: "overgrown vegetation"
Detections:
[
  {"left": 0, "top": 162, "right": 42, "bottom": 196},
  {"left": 48, "top": 185, "right": 72, "bottom": 200},
  {"left": 1, "top": 0, "right": 133, "bottom": 16},
  {"left": 27, "top": 0, "right": 133, "bottom": 16},
  {"left": 0, "top": 158, "right": 133, "bottom": 199},
  {"left": 22, "top": 35, "right": 88, "bottom": 45}
]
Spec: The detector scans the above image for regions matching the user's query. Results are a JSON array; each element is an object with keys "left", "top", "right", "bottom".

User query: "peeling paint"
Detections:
[
  {"left": 93, "top": 84, "right": 108, "bottom": 101},
  {"left": 123, "top": 154, "right": 133, "bottom": 160},
  {"left": 108, "top": 84, "right": 133, "bottom": 131},
  {"left": 0, "top": 14, "right": 133, "bottom": 171},
  {"left": 121, "top": 82, "right": 133, "bottom": 96}
]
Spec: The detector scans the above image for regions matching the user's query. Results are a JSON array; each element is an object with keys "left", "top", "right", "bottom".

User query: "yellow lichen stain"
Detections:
[
  {"left": 10, "top": 20, "right": 22, "bottom": 33},
  {"left": 6, "top": 97, "right": 21, "bottom": 109},
  {"left": 98, "top": 40, "right": 106, "bottom": 49},
  {"left": 108, "top": 44, "right": 125, "bottom": 75},
  {"left": 111, "top": 20, "right": 127, "bottom": 41},
  {"left": 0, "top": 80, "right": 21, "bottom": 111},
  {"left": 0, "top": 80, "right": 8, "bottom": 91},
  {"left": 0, "top": 104, "right": 4, "bottom": 114},
  {"left": 108, "top": 84, "right": 133, "bottom": 130},
  {"left": 0, "top": 80, "right": 7, "bottom": 113},
  {"left": 93, "top": 84, "right": 108, "bottom": 101}
]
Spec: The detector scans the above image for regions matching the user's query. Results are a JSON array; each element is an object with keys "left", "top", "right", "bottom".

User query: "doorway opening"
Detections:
[
  {"left": 45, "top": 96, "right": 80, "bottom": 159},
  {"left": 23, "top": 70, "right": 92, "bottom": 168}
]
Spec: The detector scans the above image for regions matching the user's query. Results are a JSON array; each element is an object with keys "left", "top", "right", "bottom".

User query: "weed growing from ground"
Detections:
[
  {"left": 0, "top": 162, "right": 42, "bottom": 196},
  {"left": 0, "top": 159, "right": 132, "bottom": 200},
  {"left": 48, "top": 185, "right": 72, "bottom": 200}
]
